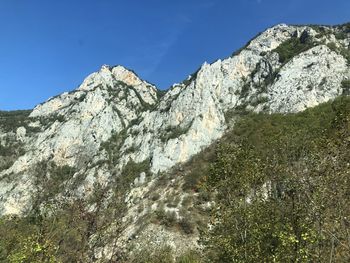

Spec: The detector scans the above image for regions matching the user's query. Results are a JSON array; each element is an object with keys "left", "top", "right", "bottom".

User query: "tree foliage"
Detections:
[
  {"left": 1, "top": 96, "right": 349, "bottom": 262},
  {"left": 202, "top": 96, "right": 350, "bottom": 262}
]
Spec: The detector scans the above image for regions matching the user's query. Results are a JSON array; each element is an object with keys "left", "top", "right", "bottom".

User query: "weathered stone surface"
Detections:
[{"left": 0, "top": 22, "right": 349, "bottom": 259}]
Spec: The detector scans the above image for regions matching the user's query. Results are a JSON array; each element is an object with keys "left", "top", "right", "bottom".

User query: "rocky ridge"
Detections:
[{"left": 0, "top": 23, "right": 349, "bottom": 260}]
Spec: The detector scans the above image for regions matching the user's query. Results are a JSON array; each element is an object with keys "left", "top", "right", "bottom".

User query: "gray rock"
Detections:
[{"left": 0, "top": 22, "right": 349, "bottom": 260}]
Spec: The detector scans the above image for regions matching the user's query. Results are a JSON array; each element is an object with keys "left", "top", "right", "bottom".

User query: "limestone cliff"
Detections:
[{"left": 0, "top": 23, "right": 349, "bottom": 261}]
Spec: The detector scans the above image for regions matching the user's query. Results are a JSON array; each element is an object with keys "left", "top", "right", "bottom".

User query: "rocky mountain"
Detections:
[{"left": 0, "top": 23, "right": 349, "bottom": 262}]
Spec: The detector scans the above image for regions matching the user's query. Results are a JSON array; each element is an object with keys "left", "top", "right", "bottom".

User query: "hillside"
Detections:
[{"left": 0, "top": 23, "right": 349, "bottom": 262}]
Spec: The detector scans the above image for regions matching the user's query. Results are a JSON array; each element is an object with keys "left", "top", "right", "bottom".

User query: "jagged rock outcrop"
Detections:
[
  {"left": 112, "top": 24, "right": 349, "bottom": 173},
  {"left": 0, "top": 22, "right": 349, "bottom": 261}
]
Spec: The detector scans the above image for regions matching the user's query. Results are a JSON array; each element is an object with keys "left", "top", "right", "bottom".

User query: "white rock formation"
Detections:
[{"left": 0, "top": 23, "right": 349, "bottom": 236}]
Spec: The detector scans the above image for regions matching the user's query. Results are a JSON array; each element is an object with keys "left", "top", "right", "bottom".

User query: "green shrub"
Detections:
[
  {"left": 0, "top": 141, "right": 24, "bottom": 157},
  {"left": 78, "top": 93, "right": 86, "bottom": 102},
  {"left": 128, "top": 246, "right": 174, "bottom": 263},
  {"left": 155, "top": 209, "right": 177, "bottom": 227},
  {"left": 0, "top": 110, "right": 31, "bottom": 132},
  {"left": 183, "top": 169, "right": 203, "bottom": 192},
  {"left": 33, "top": 162, "right": 76, "bottom": 203},
  {"left": 128, "top": 247, "right": 202, "bottom": 263},
  {"left": 327, "top": 42, "right": 350, "bottom": 66},
  {"left": 335, "top": 32, "right": 347, "bottom": 40},
  {"left": 341, "top": 79, "right": 350, "bottom": 95},
  {"left": 196, "top": 190, "right": 211, "bottom": 204},
  {"left": 239, "top": 81, "right": 250, "bottom": 98},
  {"left": 274, "top": 36, "right": 314, "bottom": 64},
  {"left": 150, "top": 192, "right": 161, "bottom": 201},
  {"left": 120, "top": 159, "right": 151, "bottom": 184},
  {"left": 99, "top": 129, "right": 128, "bottom": 166},
  {"left": 157, "top": 89, "right": 167, "bottom": 99},
  {"left": 181, "top": 144, "right": 216, "bottom": 192},
  {"left": 178, "top": 216, "right": 195, "bottom": 235},
  {"left": 176, "top": 250, "right": 201, "bottom": 263},
  {"left": 160, "top": 122, "right": 192, "bottom": 142}
]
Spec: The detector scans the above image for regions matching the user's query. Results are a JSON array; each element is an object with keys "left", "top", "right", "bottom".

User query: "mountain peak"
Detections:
[
  {"left": 1, "top": 22, "right": 349, "bottom": 261},
  {"left": 109, "top": 65, "right": 144, "bottom": 87},
  {"left": 77, "top": 64, "right": 156, "bottom": 93},
  {"left": 29, "top": 65, "right": 158, "bottom": 118}
]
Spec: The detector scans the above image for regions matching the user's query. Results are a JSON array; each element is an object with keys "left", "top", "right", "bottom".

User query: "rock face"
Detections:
[{"left": 0, "top": 23, "right": 349, "bottom": 259}]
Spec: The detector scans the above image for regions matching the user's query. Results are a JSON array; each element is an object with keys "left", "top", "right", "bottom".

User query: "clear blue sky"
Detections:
[{"left": 0, "top": 0, "right": 349, "bottom": 110}]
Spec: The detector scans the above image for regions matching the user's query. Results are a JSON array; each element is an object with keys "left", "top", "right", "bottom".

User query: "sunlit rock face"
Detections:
[{"left": 0, "top": 23, "right": 349, "bottom": 258}]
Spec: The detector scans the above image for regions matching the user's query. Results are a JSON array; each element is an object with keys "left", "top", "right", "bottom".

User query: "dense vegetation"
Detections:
[
  {"left": 0, "top": 95, "right": 349, "bottom": 262},
  {"left": 0, "top": 111, "right": 31, "bottom": 171},
  {"left": 274, "top": 32, "right": 315, "bottom": 64},
  {"left": 0, "top": 159, "right": 151, "bottom": 262},
  {"left": 125, "top": 96, "right": 350, "bottom": 262},
  {"left": 0, "top": 110, "right": 31, "bottom": 132},
  {"left": 202, "top": 96, "right": 350, "bottom": 262}
]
